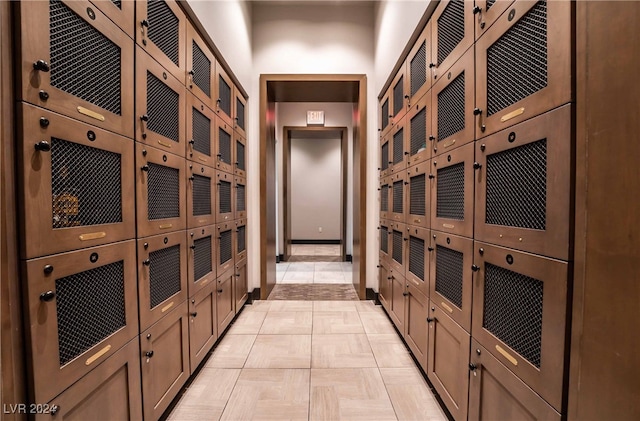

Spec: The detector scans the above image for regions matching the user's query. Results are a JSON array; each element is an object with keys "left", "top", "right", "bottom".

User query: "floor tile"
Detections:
[
  {"left": 312, "top": 311, "right": 364, "bottom": 334},
  {"left": 313, "top": 300, "right": 357, "bottom": 312},
  {"left": 244, "top": 335, "right": 311, "bottom": 368},
  {"left": 276, "top": 263, "right": 289, "bottom": 272},
  {"left": 268, "top": 300, "right": 313, "bottom": 312},
  {"left": 314, "top": 262, "right": 343, "bottom": 272},
  {"left": 259, "top": 311, "right": 312, "bottom": 334},
  {"left": 282, "top": 271, "right": 314, "bottom": 283},
  {"left": 287, "top": 262, "right": 315, "bottom": 271},
  {"left": 276, "top": 271, "right": 286, "bottom": 282},
  {"left": 355, "top": 300, "right": 382, "bottom": 313},
  {"left": 368, "top": 334, "right": 415, "bottom": 368},
  {"left": 228, "top": 311, "right": 267, "bottom": 335},
  {"left": 359, "top": 312, "right": 397, "bottom": 334},
  {"left": 206, "top": 335, "right": 256, "bottom": 368},
  {"left": 311, "top": 334, "right": 376, "bottom": 368},
  {"left": 167, "top": 368, "right": 240, "bottom": 421},
  {"left": 380, "top": 368, "right": 448, "bottom": 421},
  {"left": 221, "top": 369, "right": 310, "bottom": 421},
  {"left": 245, "top": 300, "right": 271, "bottom": 312},
  {"left": 313, "top": 271, "right": 347, "bottom": 283},
  {"left": 309, "top": 368, "right": 397, "bottom": 420}
]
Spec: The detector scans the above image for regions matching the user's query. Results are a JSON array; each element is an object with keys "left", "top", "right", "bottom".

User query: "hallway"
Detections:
[{"left": 167, "top": 300, "right": 447, "bottom": 420}]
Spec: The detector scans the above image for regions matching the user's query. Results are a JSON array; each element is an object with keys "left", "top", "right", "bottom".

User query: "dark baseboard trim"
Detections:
[
  {"left": 366, "top": 288, "right": 377, "bottom": 301},
  {"left": 249, "top": 288, "right": 261, "bottom": 303},
  {"left": 291, "top": 239, "right": 341, "bottom": 245},
  {"left": 278, "top": 254, "right": 284, "bottom": 262},
  {"left": 346, "top": 254, "right": 353, "bottom": 262}
]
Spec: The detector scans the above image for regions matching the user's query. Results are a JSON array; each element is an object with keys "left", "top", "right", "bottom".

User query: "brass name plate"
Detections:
[
  {"left": 159, "top": 223, "right": 173, "bottom": 229},
  {"left": 412, "top": 218, "right": 422, "bottom": 224},
  {"left": 77, "top": 106, "right": 105, "bottom": 122},
  {"left": 85, "top": 344, "right": 111, "bottom": 366},
  {"left": 443, "top": 223, "right": 455, "bottom": 229},
  {"left": 198, "top": 157, "right": 207, "bottom": 163},
  {"left": 500, "top": 107, "right": 525, "bottom": 122},
  {"left": 495, "top": 344, "right": 518, "bottom": 366},
  {"left": 158, "top": 140, "right": 172, "bottom": 148},
  {"left": 79, "top": 232, "right": 106, "bottom": 241},
  {"left": 443, "top": 139, "right": 456, "bottom": 148},
  {"left": 441, "top": 302, "right": 454, "bottom": 313},
  {"left": 161, "top": 301, "right": 174, "bottom": 313}
]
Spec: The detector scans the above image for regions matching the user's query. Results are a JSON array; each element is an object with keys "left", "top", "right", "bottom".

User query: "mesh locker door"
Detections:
[
  {"left": 410, "top": 42, "right": 427, "bottom": 96},
  {"left": 217, "top": 222, "right": 234, "bottom": 275},
  {"left": 216, "top": 121, "right": 234, "bottom": 174},
  {"left": 187, "top": 93, "right": 214, "bottom": 167},
  {"left": 380, "top": 225, "right": 389, "bottom": 256},
  {"left": 138, "top": 232, "right": 187, "bottom": 331},
  {"left": 235, "top": 137, "right": 247, "bottom": 177},
  {"left": 391, "top": 228, "right": 404, "bottom": 272},
  {"left": 406, "top": 225, "right": 429, "bottom": 297},
  {"left": 216, "top": 66, "right": 233, "bottom": 125},
  {"left": 136, "top": 49, "right": 186, "bottom": 157},
  {"left": 392, "top": 73, "right": 406, "bottom": 118},
  {"left": 472, "top": 242, "right": 569, "bottom": 411},
  {"left": 381, "top": 95, "right": 390, "bottom": 134},
  {"left": 187, "top": 225, "right": 216, "bottom": 297},
  {"left": 476, "top": 0, "right": 572, "bottom": 137},
  {"left": 380, "top": 180, "right": 390, "bottom": 220},
  {"left": 89, "top": 0, "right": 136, "bottom": 38},
  {"left": 18, "top": 0, "right": 134, "bottom": 137},
  {"left": 136, "top": 144, "right": 186, "bottom": 238},
  {"left": 430, "top": 232, "right": 473, "bottom": 331},
  {"left": 392, "top": 122, "right": 406, "bottom": 172},
  {"left": 433, "top": 48, "right": 475, "bottom": 156},
  {"left": 235, "top": 94, "right": 247, "bottom": 139},
  {"left": 407, "top": 92, "right": 431, "bottom": 167},
  {"left": 407, "top": 161, "right": 430, "bottom": 229},
  {"left": 187, "top": 25, "right": 213, "bottom": 104},
  {"left": 409, "top": 237, "right": 425, "bottom": 282},
  {"left": 380, "top": 140, "right": 390, "bottom": 176},
  {"left": 431, "top": 0, "right": 473, "bottom": 81},
  {"left": 407, "top": 22, "right": 431, "bottom": 103},
  {"left": 468, "top": 340, "right": 561, "bottom": 421},
  {"left": 236, "top": 223, "right": 247, "bottom": 262},
  {"left": 431, "top": 142, "right": 474, "bottom": 238},
  {"left": 20, "top": 104, "right": 135, "bottom": 259},
  {"left": 391, "top": 177, "right": 405, "bottom": 221},
  {"left": 24, "top": 241, "right": 138, "bottom": 404},
  {"left": 216, "top": 171, "right": 233, "bottom": 222},
  {"left": 188, "top": 164, "right": 215, "bottom": 228},
  {"left": 236, "top": 177, "right": 247, "bottom": 219},
  {"left": 474, "top": 0, "right": 515, "bottom": 40},
  {"left": 475, "top": 105, "right": 572, "bottom": 260},
  {"left": 137, "top": 0, "right": 186, "bottom": 81}
]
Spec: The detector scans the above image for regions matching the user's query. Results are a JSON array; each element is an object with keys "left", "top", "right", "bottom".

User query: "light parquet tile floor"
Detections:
[{"left": 167, "top": 300, "right": 447, "bottom": 421}]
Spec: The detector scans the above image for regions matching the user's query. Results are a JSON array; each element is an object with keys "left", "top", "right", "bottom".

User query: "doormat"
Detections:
[{"left": 268, "top": 283, "right": 359, "bottom": 301}]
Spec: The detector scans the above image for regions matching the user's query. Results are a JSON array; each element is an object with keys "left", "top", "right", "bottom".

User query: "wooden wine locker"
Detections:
[
  {"left": 186, "top": 92, "right": 216, "bottom": 168},
  {"left": 475, "top": 0, "right": 573, "bottom": 137},
  {"left": 187, "top": 162, "right": 216, "bottom": 229},
  {"left": 216, "top": 118, "right": 235, "bottom": 174},
  {"left": 234, "top": 132, "right": 247, "bottom": 178},
  {"left": 89, "top": 0, "right": 135, "bottom": 39},
  {"left": 379, "top": 177, "right": 391, "bottom": 221},
  {"left": 215, "top": 63, "right": 234, "bottom": 126},
  {"left": 135, "top": 143, "right": 186, "bottom": 238},
  {"left": 406, "top": 161, "right": 431, "bottom": 230},
  {"left": 389, "top": 221, "right": 407, "bottom": 276},
  {"left": 234, "top": 259, "right": 248, "bottom": 314},
  {"left": 216, "top": 268, "right": 235, "bottom": 335},
  {"left": 379, "top": 88, "right": 392, "bottom": 137},
  {"left": 216, "top": 170, "right": 234, "bottom": 223},
  {"left": 390, "top": 116, "right": 407, "bottom": 174},
  {"left": 235, "top": 218, "right": 247, "bottom": 263},
  {"left": 388, "top": 268, "right": 406, "bottom": 334},
  {"left": 379, "top": 220, "right": 391, "bottom": 263},
  {"left": 390, "top": 65, "right": 408, "bottom": 123},
  {"left": 405, "top": 21, "right": 431, "bottom": 107},
  {"left": 406, "top": 90, "right": 432, "bottom": 168},
  {"left": 378, "top": 258, "right": 392, "bottom": 313},
  {"left": 137, "top": 231, "right": 188, "bottom": 332},
  {"left": 430, "top": 0, "right": 474, "bottom": 82},
  {"left": 135, "top": 0, "right": 186, "bottom": 82},
  {"left": 405, "top": 225, "right": 430, "bottom": 298},
  {"left": 473, "top": 0, "right": 515, "bottom": 41},
  {"left": 188, "top": 281, "right": 217, "bottom": 374},
  {"left": 216, "top": 221, "right": 235, "bottom": 276},
  {"left": 234, "top": 91, "right": 247, "bottom": 139},
  {"left": 235, "top": 176, "right": 247, "bottom": 220},
  {"left": 136, "top": 47, "right": 186, "bottom": 158},
  {"left": 389, "top": 171, "right": 406, "bottom": 223},
  {"left": 18, "top": 104, "right": 135, "bottom": 259},
  {"left": 187, "top": 225, "right": 216, "bottom": 298},
  {"left": 380, "top": 134, "right": 392, "bottom": 178},
  {"left": 16, "top": 0, "right": 134, "bottom": 138},
  {"left": 23, "top": 241, "right": 139, "bottom": 404},
  {"left": 404, "top": 282, "right": 429, "bottom": 372},
  {"left": 186, "top": 23, "right": 216, "bottom": 108}
]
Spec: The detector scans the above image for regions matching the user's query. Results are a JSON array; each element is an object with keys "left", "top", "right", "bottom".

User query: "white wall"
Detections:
[
  {"left": 290, "top": 137, "right": 342, "bottom": 240},
  {"left": 275, "top": 102, "right": 354, "bottom": 254},
  {"left": 252, "top": 3, "right": 378, "bottom": 288}
]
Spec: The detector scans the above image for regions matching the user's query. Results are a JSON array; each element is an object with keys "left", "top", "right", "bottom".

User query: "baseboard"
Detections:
[
  {"left": 366, "top": 288, "right": 378, "bottom": 301},
  {"left": 249, "top": 288, "right": 261, "bottom": 302},
  {"left": 291, "top": 239, "right": 341, "bottom": 245},
  {"left": 346, "top": 254, "right": 353, "bottom": 262}
]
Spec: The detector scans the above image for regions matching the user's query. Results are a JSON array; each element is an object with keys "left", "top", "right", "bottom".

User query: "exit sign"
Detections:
[{"left": 306, "top": 110, "right": 325, "bottom": 126}]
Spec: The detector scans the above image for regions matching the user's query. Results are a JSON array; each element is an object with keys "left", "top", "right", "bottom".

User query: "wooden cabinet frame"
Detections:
[
  {"left": 404, "top": 284, "right": 429, "bottom": 371},
  {"left": 90, "top": 0, "right": 135, "bottom": 39},
  {"left": 390, "top": 171, "right": 407, "bottom": 223},
  {"left": 215, "top": 170, "right": 234, "bottom": 223},
  {"left": 380, "top": 135, "right": 392, "bottom": 178},
  {"left": 186, "top": 92, "right": 216, "bottom": 168},
  {"left": 380, "top": 89, "right": 392, "bottom": 137},
  {"left": 406, "top": 161, "right": 432, "bottom": 229},
  {"left": 187, "top": 163, "right": 216, "bottom": 229},
  {"left": 16, "top": 0, "right": 134, "bottom": 138},
  {"left": 405, "top": 225, "right": 430, "bottom": 297},
  {"left": 431, "top": 0, "right": 474, "bottom": 81},
  {"left": 474, "top": 0, "right": 515, "bottom": 41},
  {"left": 215, "top": 63, "right": 234, "bottom": 126},
  {"left": 389, "top": 269, "right": 406, "bottom": 333},
  {"left": 235, "top": 218, "right": 247, "bottom": 263},
  {"left": 389, "top": 221, "right": 407, "bottom": 275},
  {"left": 390, "top": 66, "right": 409, "bottom": 122},
  {"left": 216, "top": 268, "right": 235, "bottom": 335},
  {"left": 234, "top": 259, "right": 248, "bottom": 313},
  {"left": 406, "top": 21, "right": 432, "bottom": 106},
  {"left": 234, "top": 92, "right": 248, "bottom": 139},
  {"left": 378, "top": 259, "right": 392, "bottom": 313},
  {"left": 188, "top": 281, "right": 217, "bottom": 373},
  {"left": 235, "top": 176, "right": 247, "bottom": 220},
  {"left": 379, "top": 176, "right": 391, "bottom": 221},
  {"left": 216, "top": 221, "right": 235, "bottom": 275},
  {"left": 234, "top": 133, "right": 247, "bottom": 178},
  {"left": 187, "top": 225, "right": 216, "bottom": 298},
  {"left": 390, "top": 115, "right": 408, "bottom": 174},
  {"left": 215, "top": 118, "right": 235, "bottom": 174},
  {"left": 406, "top": 91, "right": 433, "bottom": 168},
  {"left": 379, "top": 220, "right": 391, "bottom": 263},
  {"left": 186, "top": 22, "right": 216, "bottom": 107}
]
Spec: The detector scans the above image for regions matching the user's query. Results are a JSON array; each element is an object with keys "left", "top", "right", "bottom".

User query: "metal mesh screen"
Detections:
[
  {"left": 487, "top": 1, "right": 548, "bottom": 116},
  {"left": 486, "top": 0, "right": 496, "bottom": 11},
  {"left": 236, "top": 141, "right": 246, "bottom": 171},
  {"left": 193, "top": 236, "right": 212, "bottom": 282},
  {"left": 381, "top": 142, "right": 389, "bottom": 171},
  {"left": 410, "top": 108, "right": 427, "bottom": 155},
  {"left": 393, "top": 129, "right": 404, "bottom": 164},
  {"left": 409, "top": 236, "right": 425, "bottom": 281},
  {"left": 381, "top": 184, "right": 389, "bottom": 212},
  {"left": 219, "top": 75, "right": 231, "bottom": 116},
  {"left": 51, "top": 138, "right": 122, "bottom": 229},
  {"left": 192, "top": 107, "right": 211, "bottom": 156},
  {"left": 436, "top": 162, "right": 464, "bottom": 220},
  {"left": 393, "top": 76, "right": 404, "bottom": 116},
  {"left": 55, "top": 260, "right": 126, "bottom": 366},
  {"left": 380, "top": 226, "right": 388, "bottom": 253},
  {"left": 382, "top": 99, "right": 389, "bottom": 130},
  {"left": 192, "top": 174, "right": 211, "bottom": 216},
  {"left": 486, "top": 139, "right": 547, "bottom": 230},
  {"left": 147, "top": 71, "right": 179, "bottom": 142},
  {"left": 192, "top": 41, "right": 211, "bottom": 97},
  {"left": 435, "top": 245, "right": 463, "bottom": 308},
  {"left": 218, "top": 127, "right": 232, "bottom": 164},
  {"left": 393, "top": 180, "right": 404, "bottom": 214},
  {"left": 147, "top": 163, "right": 180, "bottom": 220},
  {"left": 392, "top": 230, "right": 403, "bottom": 264},
  {"left": 50, "top": 0, "right": 121, "bottom": 115},
  {"left": 220, "top": 229, "right": 232, "bottom": 264},
  {"left": 149, "top": 245, "right": 181, "bottom": 308},
  {"left": 147, "top": 0, "right": 180, "bottom": 66},
  {"left": 483, "top": 263, "right": 543, "bottom": 368},
  {"left": 410, "top": 41, "right": 427, "bottom": 96},
  {"left": 236, "top": 99, "right": 245, "bottom": 129},
  {"left": 410, "top": 174, "right": 426, "bottom": 216},
  {"left": 219, "top": 180, "right": 232, "bottom": 214},
  {"left": 437, "top": 72, "right": 465, "bottom": 141},
  {"left": 437, "top": 0, "right": 465, "bottom": 66},
  {"left": 238, "top": 225, "right": 246, "bottom": 253},
  {"left": 237, "top": 184, "right": 246, "bottom": 212}
]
